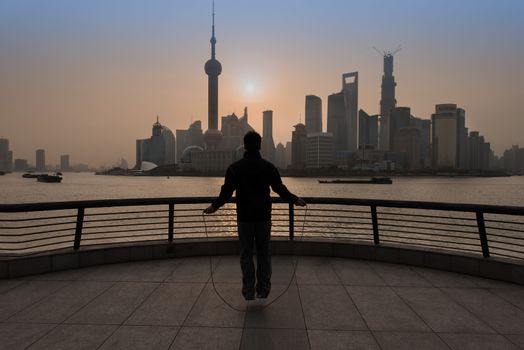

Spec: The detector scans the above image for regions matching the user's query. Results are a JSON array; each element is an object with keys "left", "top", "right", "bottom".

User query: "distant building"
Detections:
[
  {"left": 389, "top": 107, "right": 411, "bottom": 152},
  {"left": 305, "top": 95, "right": 322, "bottom": 134},
  {"left": 327, "top": 92, "right": 347, "bottom": 153},
  {"left": 291, "top": 123, "right": 307, "bottom": 169},
  {"left": 285, "top": 141, "right": 292, "bottom": 169},
  {"left": 394, "top": 127, "right": 422, "bottom": 170},
  {"left": 468, "top": 131, "right": 492, "bottom": 171},
  {"left": 379, "top": 52, "right": 397, "bottom": 151},
  {"left": 36, "top": 149, "right": 45, "bottom": 172},
  {"left": 275, "top": 143, "right": 286, "bottom": 169},
  {"left": 14, "top": 159, "right": 28, "bottom": 172},
  {"left": 358, "top": 110, "right": 378, "bottom": 149},
  {"left": 221, "top": 108, "right": 253, "bottom": 151},
  {"left": 191, "top": 149, "right": 236, "bottom": 173},
  {"left": 501, "top": 145, "right": 524, "bottom": 173},
  {"left": 261, "top": 110, "right": 276, "bottom": 163},
  {"left": 176, "top": 120, "right": 204, "bottom": 164},
  {"left": 60, "top": 155, "right": 70, "bottom": 172},
  {"left": 306, "top": 132, "right": 334, "bottom": 168},
  {"left": 431, "top": 104, "right": 467, "bottom": 169},
  {"left": 135, "top": 117, "right": 176, "bottom": 169},
  {"left": 0, "top": 138, "right": 12, "bottom": 172},
  {"left": 410, "top": 117, "right": 431, "bottom": 168}
]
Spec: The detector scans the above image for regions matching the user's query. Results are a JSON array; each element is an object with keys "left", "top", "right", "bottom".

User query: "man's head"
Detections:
[{"left": 243, "top": 131, "right": 262, "bottom": 152}]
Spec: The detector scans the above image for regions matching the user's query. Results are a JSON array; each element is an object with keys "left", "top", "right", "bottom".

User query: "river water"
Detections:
[{"left": 1, "top": 172, "right": 524, "bottom": 206}]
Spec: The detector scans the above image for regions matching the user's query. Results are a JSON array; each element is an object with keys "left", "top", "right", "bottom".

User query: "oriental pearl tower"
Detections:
[{"left": 204, "top": 1, "right": 223, "bottom": 150}]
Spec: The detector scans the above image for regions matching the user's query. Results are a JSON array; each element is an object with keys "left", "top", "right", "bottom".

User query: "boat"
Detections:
[
  {"left": 37, "top": 174, "right": 62, "bottom": 183},
  {"left": 318, "top": 177, "right": 393, "bottom": 184},
  {"left": 23, "top": 173, "right": 43, "bottom": 178}
]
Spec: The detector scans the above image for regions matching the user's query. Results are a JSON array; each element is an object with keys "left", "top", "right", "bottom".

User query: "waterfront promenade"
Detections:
[{"left": 2, "top": 255, "right": 524, "bottom": 349}]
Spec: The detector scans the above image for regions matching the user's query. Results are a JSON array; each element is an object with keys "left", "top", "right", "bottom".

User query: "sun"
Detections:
[{"left": 244, "top": 83, "right": 255, "bottom": 94}]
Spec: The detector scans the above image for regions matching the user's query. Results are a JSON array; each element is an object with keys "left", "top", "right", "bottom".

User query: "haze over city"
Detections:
[{"left": 1, "top": 0, "right": 523, "bottom": 167}]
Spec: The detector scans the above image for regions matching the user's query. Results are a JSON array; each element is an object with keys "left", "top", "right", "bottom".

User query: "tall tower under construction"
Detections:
[{"left": 378, "top": 52, "right": 397, "bottom": 151}]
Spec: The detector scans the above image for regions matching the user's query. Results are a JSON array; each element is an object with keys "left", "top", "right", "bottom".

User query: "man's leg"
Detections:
[
  {"left": 238, "top": 221, "right": 255, "bottom": 299},
  {"left": 254, "top": 220, "right": 272, "bottom": 297}
]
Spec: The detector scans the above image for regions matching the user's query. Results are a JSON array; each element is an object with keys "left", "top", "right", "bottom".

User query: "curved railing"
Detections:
[{"left": 1, "top": 197, "right": 524, "bottom": 261}]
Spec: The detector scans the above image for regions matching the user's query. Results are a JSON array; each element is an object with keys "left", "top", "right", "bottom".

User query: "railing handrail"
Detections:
[{"left": 1, "top": 196, "right": 524, "bottom": 216}]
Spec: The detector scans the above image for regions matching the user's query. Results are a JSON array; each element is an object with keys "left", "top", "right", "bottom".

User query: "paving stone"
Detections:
[
  {"left": 165, "top": 257, "right": 214, "bottom": 283},
  {"left": 374, "top": 331, "right": 450, "bottom": 350},
  {"left": 0, "top": 323, "right": 55, "bottom": 350},
  {"left": 295, "top": 257, "right": 340, "bottom": 285},
  {"left": 440, "top": 333, "right": 520, "bottom": 350},
  {"left": 271, "top": 256, "right": 297, "bottom": 284},
  {"left": 126, "top": 282, "right": 204, "bottom": 326},
  {"left": 28, "top": 324, "right": 116, "bottom": 350},
  {"left": 185, "top": 283, "right": 246, "bottom": 327},
  {"left": 412, "top": 266, "right": 479, "bottom": 287},
  {"left": 487, "top": 288, "right": 524, "bottom": 311},
  {"left": 395, "top": 287, "right": 494, "bottom": 333},
  {"left": 171, "top": 326, "right": 242, "bottom": 350},
  {"left": 0, "top": 280, "right": 68, "bottom": 321},
  {"left": 245, "top": 284, "right": 305, "bottom": 329},
  {"left": 330, "top": 259, "right": 386, "bottom": 286},
  {"left": 369, "top": 262, "right": 431, "bottom": 287},
  {"left": 66, "top": 282, "right": 157, "bottom": 324},
  {"left": 308, "top": 330, "right": 379, "bottom": 350},
  {"left": 347, "top": 286, "right": 429, "bottom": 331},
  {"left": 9, "top": 281, "right": 113, "bottom": 323},
  {"left": 443, "top": 287, "right": 524, "bottom": 334},
  {"left": 299, "top": 284, "right": 367, "bottom": 330},
  {"left": 0, "top": 278, "right": 25, "bottom": 294},
  {"left": 240, "top": 328, "right": 310, "bottom": 350},
  {"left": 99, "top": 325, "right": 178, "bottom": 350},
  {"left": 505, "top": 334, "right": 524, "bottom": 349},
  {"left": 117, "top": 260, "right": 179, "bottom": 282},
  {"left": 210, "top": 256, "right": 242, "bottom": 283}
]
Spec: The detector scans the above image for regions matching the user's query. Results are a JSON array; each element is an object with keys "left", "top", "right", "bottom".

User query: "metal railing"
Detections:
[{"left": 1, "top": 197, "right": 524, "bottom": 261}]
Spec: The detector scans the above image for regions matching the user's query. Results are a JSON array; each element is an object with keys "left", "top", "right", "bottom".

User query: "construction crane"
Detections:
[{"left": 373, "top": 45, "right": 402, "bottom": 57}]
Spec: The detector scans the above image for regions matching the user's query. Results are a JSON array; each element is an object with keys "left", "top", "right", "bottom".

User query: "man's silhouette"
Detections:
[{"left": 204, "top": 131, "right": 306, "bottom": 300}]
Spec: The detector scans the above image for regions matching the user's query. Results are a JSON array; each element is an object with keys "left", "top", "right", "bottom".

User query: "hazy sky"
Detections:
[{"left": 1, "top": 0, "right": 523, "bottom": 167}]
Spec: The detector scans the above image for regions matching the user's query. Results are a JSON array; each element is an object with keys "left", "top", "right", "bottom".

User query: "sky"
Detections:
[{"left": 0, "top": 0, "right": 523, "bottom": 167}]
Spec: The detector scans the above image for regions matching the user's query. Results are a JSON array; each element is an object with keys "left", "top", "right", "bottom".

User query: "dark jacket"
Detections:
[{"left": 211, "top": 151, "right": 298, "bottom": 222}]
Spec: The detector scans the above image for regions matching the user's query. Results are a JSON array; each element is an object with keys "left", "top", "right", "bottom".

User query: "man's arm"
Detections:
[
  {"left": 204, "top": 167, "right": 236, "bottom": 214},
  {"left": 270, "top": 168, "right": 305, "bottom": 206}
]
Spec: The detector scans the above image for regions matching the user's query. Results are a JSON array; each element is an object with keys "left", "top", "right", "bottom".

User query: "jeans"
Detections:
[{"left": 237, "top": 220, "right": 272, "bottom": 298}]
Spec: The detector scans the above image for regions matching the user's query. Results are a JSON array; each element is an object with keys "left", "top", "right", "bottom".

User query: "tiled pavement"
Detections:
[{"left": 1, "top": 255, "right": 524, "bottom": 349}]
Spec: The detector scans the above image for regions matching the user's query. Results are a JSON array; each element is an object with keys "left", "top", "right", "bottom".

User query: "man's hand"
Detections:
[
  {"left": 295, "top": 198, "right": 307, "bottom": 207},
  {"left": 203, "top": 205, "right": 217, "bottom": 214}
]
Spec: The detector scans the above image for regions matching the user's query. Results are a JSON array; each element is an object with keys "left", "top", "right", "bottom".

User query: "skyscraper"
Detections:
[
  {"left": 389, "top": 107, "right": 411, "bottom": 151},
  {"left": 0, "top": 138, "right": 11, "bottom": 172},
  {"left": 327, "top": 92, "right": 347, "bottom": 153},
  {"left": 135, "top": 117, "right": 176, "bottom": 168},
  {"left": 305, "top": 95, "right": 322, "bottom": 134},
  {"left": 358, "top": 110, "right": 378, "bottom": 149},
  {"left": 291, "top": 123, "right": 307, "bottom": 169},
  {"left": 431, "top": 104, "right": 467, "bottom": 169},
  {"left": 275, "top": 143, "right": 286, "bottom": 169},
  {"left": 36, "top": 149, "right": 45, "bottom": 172},
  {"left": 306, "top": 132, "right": 334, "bottom": 169},
  {"left": 342, "top": 72, "right": 358, "bottom": 152},
  {"left": 60, "top": 155, "right": 70, "bottom": 172},
  {"left": 379, "top": 52, "right": 397, "bottom": 151},
  {"left": 203, "top": 2, "right": 223, "bottom": 150},
  {"left": 261, "top": 110, "right": 275, "bottom": 162}
]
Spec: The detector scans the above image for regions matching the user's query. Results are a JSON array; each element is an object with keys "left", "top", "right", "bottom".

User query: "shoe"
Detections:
[{"left": 256, "top": 291, "right": 269, "bottom": 299}]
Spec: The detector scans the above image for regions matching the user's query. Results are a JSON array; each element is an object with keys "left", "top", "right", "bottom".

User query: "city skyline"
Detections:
[{"left": 1, "top": 0, "right": 523, "bottom": 166}]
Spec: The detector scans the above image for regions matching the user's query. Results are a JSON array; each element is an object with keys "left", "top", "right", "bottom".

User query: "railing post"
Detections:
[
  {"left": 168, "top": 203, "right": 175, "bottom": 242},
  {"left": 476, "top": 211, "right": 490, "bottom": 258},
  {"left": 371, "top": 205, "right": 380, "bottom": 245},
  {"left": 74, "top": 207, "right": 85, "bottom": 250},
  {"left": 289, "top": 203, "right": 295, "bottom": 240}
]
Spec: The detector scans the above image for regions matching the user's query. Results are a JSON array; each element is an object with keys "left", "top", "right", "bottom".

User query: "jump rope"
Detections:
[{"left": 201, "top": 205, "right": 308, "bottom": 312}]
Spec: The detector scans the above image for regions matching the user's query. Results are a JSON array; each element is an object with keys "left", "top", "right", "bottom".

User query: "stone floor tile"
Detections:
[
  {"left": 330, "top": 259, "right": 386, "bottom": 286},
  {"left": 245, "top": 284, "right": 305, "bottom": 329},
  {"left": 66, "top": 282, "right": 157, "bottom": 324},
  {"left": 369, "top": 262, "right": 431, "bottom": 287},
  {"left": 308, "top": 330, "right": 380, "bottom": 350},
  {"left": 411, "top": 267, "right": 480, "bottom": 288},
  {"left": 185, "top": 283, "right": 246, "bottom": 327},
  {"left": 117, "top": 260, "right": 179, "bottom": 282},
  {"left": 347, "top": 286, "right": 429, "bottom": 331},
  {"left": 489, "top": 288, "right": 524, "bottom": 311},
  {"left": 505, "top": 334, "right": 524, "bottom": 349},
  {"left": 395, "top": 287, "right": 494, "bottom": 333},
  {"left": 271, "top": 256, "right": 297, "bottom": 285},
  {"left": 296, "top": 257, "right": 340, "bottom": 285},
  {"left": 99, "top": 325, "right": 178, "bottom": 350},
  {"left": 0, "top": 323, "right": 55, "bottom": 350},
  {"left": 210, "top": 256, "right": 242, "bottom": 283},
  {"left": 0, "top": 280, "right": 68, "bottom": 321},
  {"left": 299, "top": 284, "right": 367, "bottom": 330},
  {"left": 443, "top": 287, "right": 524, "bottom": 334},
  {"left": 126, "top": 282, "right": 204, "bottom": 326},
  {"left": 165, "top": 257, "right": 214, "bottom": 283},
  {"left": 0, "top": 278, "right": 29, "bottom": 293},
  {"left": 27, "top": 324, "right": 116, "bottom": 350},
  {"left": 440, "top": 333, "right": 520, "bottom": 350},
  {"left": 9, "top": 281, "right": 113, "bottom": 323},
  {"left": 240, "top": 328, "right": 310, "bottom": 350},
  {"left": 171, "top": 326, "right": 242, "bottom": 350},
  {"left": 373, "top": 331, "right": 450, "bottom": 350}
]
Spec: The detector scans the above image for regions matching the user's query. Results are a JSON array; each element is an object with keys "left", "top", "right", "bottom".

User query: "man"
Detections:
[{"left": 204, "top": 131, "right": 306, "bottom": 300}]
